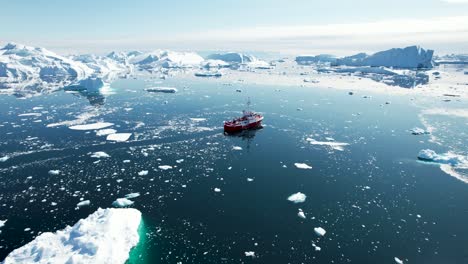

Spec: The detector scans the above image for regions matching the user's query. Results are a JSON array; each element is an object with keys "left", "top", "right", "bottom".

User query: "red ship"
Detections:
[{"left": 224, "top": 98, "right": 263, "bottom": 133}]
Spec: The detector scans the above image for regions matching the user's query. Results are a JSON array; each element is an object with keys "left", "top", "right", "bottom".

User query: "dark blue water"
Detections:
[{"left": 0, "top": 77, "right": 467, "bottom": 263}]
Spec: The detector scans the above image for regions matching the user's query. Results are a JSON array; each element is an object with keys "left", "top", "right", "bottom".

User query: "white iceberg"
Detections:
[
  {"left": 158, "top": 165, "right": 172, "bottom": 170},
  {"left": 124, "top": 192, "right": 140, "bottom": 199},
  {"left": 0, "top": 219, "right": 6, "bottom": 228},
  {"left": 306, "top": 138, "right": 349, "bottom": 151},
  {"left": 96, "top": 129, "right": 117, "bottom": 136},
  {"left": 2, "top": 208, "right": 141, "bottom": 264},
  {"left": 90, "top": 151, "right": 110, "bottom": 158},
  {"left": 410, "top": 127, "right": 430, "bottom": 135},
  {"left": 334, "top": 46, "right": 434, "bottom": 69},
  {"left": 112, "top": 198, "right": 134, "bottom": 207},
  {"left": 69, "top": 122, "right": 114, "bottom": 131},
  {"left": 206, "top": 52, "right": 256, "bottom": 64},
  {"left": 130, "top": 50, "right": 203, "bottom": 68},
  {"left": 294, "top": 163, "right": 312, "bottom": 169},
  {"left": 0, "top": 155, "right": 9, "bottom": 162},
  {"left": 314, "top": 227, "right": 326, "bottom": 236},
  {"left": 106, "top": 133, "right": 132, "bottom": 142},
  {"left": 287, "top": 192, "right": 307, "bottom": 203},
  {"left": 394, "top": 257, "right": 404, "bottom": 264},
  {"left": 77, "top": 200, "right": 91, "bottom": 208},
  {"left": 298, "top": 209, "right": 306, "bottom": 219},
  {"left": 232, "top": 146, "right": 243, "bottom": 151},
  {"left": 244, "top": 251, "right": 256, "bottom": 257},
  {"left": 48, "top": 170, "right": 60, "bottom": 175},
  {"left": 137, "top": 170, "right": 148, "bottom": 176},
  {"left": 417, "top": 149, "right": 467, "bottom": 166}
]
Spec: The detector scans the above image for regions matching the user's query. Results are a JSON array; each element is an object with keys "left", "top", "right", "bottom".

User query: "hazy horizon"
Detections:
[{"left": 2, "top": 0, "right": 468, "bottom": 56}]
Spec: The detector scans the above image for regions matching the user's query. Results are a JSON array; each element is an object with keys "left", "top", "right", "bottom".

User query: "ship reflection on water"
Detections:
[{"left": 224, "top": 125, "right": 263, "bottom": 151}]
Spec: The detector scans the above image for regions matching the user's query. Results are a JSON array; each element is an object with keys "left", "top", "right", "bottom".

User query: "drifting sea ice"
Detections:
[
  {"left": 314, "top": 227, "right": 327, "bottom": 236},
  {"left": 96, "top": 129, "right": 117, "bottom": 136},
  {"left": 232, "top": 146, "right": 243, "bottom": 151},
  {"left": 69, "top": 122, "right": 114, "bottom": 130},
  {"left": 410, "top": 127, "right": 430, "bottom": 135},
  {"left": 417, "top": 149, "right": 467, "bottom": 166},
  {"left": 112, "top": 198, "right": 134, "bottom": 207},
  {"left": 394, "top": 257, "right": 404, "bottom": 264},
  {"left": 2, "top": 208, "right": 141, "bottom": 264},
  {"left": 0, "top": 219, "right": 6, "bottom": 228},
  {"left": 77, "top": 200, "right": 91, "bottom": 208},
  {"left": 124, "top": 192, "right": 140, "bottom": 199},
  {"left": 244, "top": 251, "right": 255, "bottom": 257},
  {"left": 287, "top": 192, "right": 307, "bottom": 203},
  {"left": 0, "top": 156, "right": 9, "bottom": 162},
  {"left": 294, "top": 163, "right": 312, "bottom": 169},
  {"left": 90, "top": 151, "right": 110, "bottom": 158},
  {"left": 138, "top": 170, "right": 149, "bottom": 176},
  {"left": 158, "top": 165, "right": 173, "bottom": 170},
  {"left": 145, "top": 87, "right": 178, "bottom": 93},
  {"left": 298, "top": 209, "right": 306, "bottom": 219},
  {"left": 106, "top": 133, "right": 132, "bottom": 142},
  {"left": 214, "top": 188, "right": 221, "bottom": 192},
  {"left": 306, "top": 137, "right": 349, "bottom": 151},
  {"left": 48, "top": 170, "right": 60, "bottom": 175}
]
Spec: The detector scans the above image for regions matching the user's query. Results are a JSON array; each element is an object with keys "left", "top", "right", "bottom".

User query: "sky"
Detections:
[{"left": 1, "top": 0, "right": 468, "bottom": 55}]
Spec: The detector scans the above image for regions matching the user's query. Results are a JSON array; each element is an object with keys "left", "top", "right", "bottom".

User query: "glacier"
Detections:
[{"left": 2, "top": 208, "right": 141, "bottom": 264}]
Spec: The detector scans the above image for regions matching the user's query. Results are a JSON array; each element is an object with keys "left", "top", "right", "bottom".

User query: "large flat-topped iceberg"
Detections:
[
  {"left": 206, "top": 52, "right": 256, "bottom": 64},
  {"left": 335, "top": 46, "right": 434, "bottom": 69},
  {"left": 295, "top": 54, "right": 337, "bottom": 65},
  {"left": 2, "top": 208, "right": 142, "bottom": 264}
]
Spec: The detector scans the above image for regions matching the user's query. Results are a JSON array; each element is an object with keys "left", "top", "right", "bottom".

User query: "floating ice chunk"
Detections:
[
  {"left": 77, "top": 200, "right": 90, "bottom": 208},
  {"left": 195, "top": 71, "right": 222, "bottom": 77},
  {"left": 294, "top": 163, "right": 312, "bottom": 169},
  {"left": 48, "top": 170, "right": 60, "bottom": 175},
  {"left": 112, "top": 198, "right": 134, "bottom": 207},
  {"left": 18, "top": 113, "right": 42, "bottom": 117},
  {"left": 312, "top": 243, "right": 321, "bottom": 251},
  {"left": 96, "top": 129, "right": 117, "bottom": 136},
  {"left": 306, "top": 138, "right": 349, "bottom": 151},
  {"left": 138, "top": 170, "right": 148, "bottom": 176},
  {"left": 244, "top": 251, "right": 255, "bottom": 257},
  {"left": 214, "top": 188, "right": 221, "bottom": 192},
  {"left": 247, "top": 178, "right": 254, "bottom": 182},
  {"left": 0, "top": 156, "right": 9, "bottom": 162},
  {"left": 232, "top": 146, "right": 243, "bottom": 151},
  {"left": 90, "top": 151, "right": 110, "bottom": 158},
  {"left": 146, "top": 87, "right": 177, "bottom": 93},
  {"left": 410, "top": 127, "right": 430, "bottom": 135},
  {"left": 158, "top": 165, "right": 172, "bottom": 170},
  {"left": 417, "top": 149, "right": 467, "bottom": 166},
  {"left": 69, "top": 122, "right": 114, "bottom": 130},
  {"left": 0, "top": 219, "right": 6, "bottom": 228},
  {"left": 2, "top": 208, "right": 141, "bottom": 264},
  {"left": 288, "top": 192, "right": 307, "bottom": 203},
  {"left": 176, "top": 159, "right": 184, "bottom": 163},
  {"left": 106, "top": 133, "right": 132, "bottom": 142},
  {"left": 190, "top": 118, "right": 207, "bottom": 122},
  {"left": 314, "top": 227, "right": 326, "bottom": 236},
  {"left": 394, "top": 257, "right": 404, "bottom": 264},
  {"left": 298, "top": 209, "right": 306, "bottom": 219},
  {"left": 125, "top": 193, "right": 140, "bottom": 199}
]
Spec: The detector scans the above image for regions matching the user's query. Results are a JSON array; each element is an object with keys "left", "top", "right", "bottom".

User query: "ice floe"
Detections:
[
  {"left": 214, "top": 188, "right": 221, "bottom": 192},
  {"left": 77, "top": 200, "right": 91, "bottom": 208},
  {"left": 298, "top": 209, "right": 306, "bottom": 219},
  {"left": 90, "top": 151, "right": 110, "bottom": 158},
  {"left": 244, "top": 251, "right": 256, "bottom": 257},
  {"left": 410, "top": 127, "right": 430, "bottom": 135},
  {"left": 314, "top": 227, "right": 326, "bottom": 236},
  {"left": 112, "top": 198, "right": 134, "bottom": 207},
  {"left": 138, "top": 170, "right": 149, "bottom": 176},
  {"left": 48, "top": 170, "right": 60, "bottom": 175},
  {"left": 96, "top": 129, "right": 117, "bottom": 136},
  {"left": 306, "top": 137, "right": 349, "bottom": 151},
  {"left": 0, "top": 155, "right": 9, "bottom": 162},
  {"left": 158, "top": 165, "right": 173, "bottom": 170},
  {"left": 2, "top": 208, "right": 141, "bottom": 264},
  {"left": 0, "top": 219, "right": 6, "bottom": 228},
  {"left": 294, "top": 163, "right": 312, "bottom": 169},
  {"left": 287, "top": 192, "right": 307, "bottom": 203},
  {"left": 69, "top": 122, "right": 114, "bottom": 131},
  {"left": 125, "top": 193, "right": 140, "bottom": 199},
  {"left": 232, "top": 146, "right": 243, "bottom": 151},
  {"left": 106, "top": 133, "right": 132, "bottom": 142},
  {"left": 394, "top": 257, "right": 404, "bottom": 264},
  {"left": 417, "top": 149, "right": 467, "bottom": 166}
]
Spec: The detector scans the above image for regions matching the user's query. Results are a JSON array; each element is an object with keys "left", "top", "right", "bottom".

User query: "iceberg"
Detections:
[
  {"left": 206, "top": 52, "right": 256, "bottom": 64},
  {"left": 77, "top": 200, "right": 91, "bottom": 208},
  {"left": 294, "top": 163, "right": 312, "bottom": 169},
  {"left": 314, "top": 227, "right": 326, "bottom": 236},
  {"left": 112, "top": 198, "right": 134, "bottom": 207},
  {"left": 0, "top": 219, "right": 6, "bottom": 228},
  {"left": 334, "top": 46, "right": 434, "bottom": 69},
  {"left": 90, "top": 151, "right": 110, "bottom": 158},
  {"left": 0, "top": 155, "right": 9, "bottom": 162},
  {"left": 306, "top": 138, "right": 349, "bottom": 151},
  {"left": 295, "top": 54, "right": 337, "bottom": 65},
  {"left": 130, "top": 50, "right": 203, "bottom": 69},
  {"left": 2, "top": 208, "right": 141, "bottom": 264},
  {"left": 69, "top": 122, "right": 114, "bottom": 131},
  {"left": 287, "top": 192, "right": 307, "bottom": 203},
  {"left": 106, "top": 133, "right": 132, "bottom": 142},
  {"left": 417, "top": 149, "right": 467, "bottom": 166},
  {"left": 194, "top": 71, "right": 222, "bottom": 77},
  {"left": 410, "top": 127, "right": 430, "bottom": 135}
]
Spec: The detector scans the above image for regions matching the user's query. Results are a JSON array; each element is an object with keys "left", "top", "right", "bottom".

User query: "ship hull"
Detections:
[{"left": 224, "top": 119, "right": 262, "bottom": 133}]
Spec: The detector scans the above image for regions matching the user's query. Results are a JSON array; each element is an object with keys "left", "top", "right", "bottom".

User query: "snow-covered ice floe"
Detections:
[
  {"left": 410, "top": 127, "right": 430, "bottom": 135},
  {"left": 90, "top": 151, "right": 110, "bottom": 158},
  {"left": 0, "top": 219, "right": 6, "bottom": 228},
  {"left": 314, "top": 227, "right": 326, "bottom": 236},
  {"left": 125, "top": 192, "right": 140, "bottom": 199},
  {"left": 69, "top": 122, "right": 114, "bottom": 131},
  {"left": 112, "top": 198, "right": 134, "bottom": 207},
  {"left": 158, "top": 165, "right": 173, "bottom": 170},
  {"left": 287, "top": 192, "right": 307, "bottom": 203},
  {"left": 306, "top": 137, "right": 349, "bottom": 151},
  {"left": 96, "top": 129, "right": 117, "bottom": 136},
  {"left": 145, "top": 87, "right": 178, "bottom": 93},
  {"left": 244, "top": 251, "right": 256, "bottom": 257},
  {"left": 48, "top": 170, "right": 60, "bottom": 175},
  {"left": 77, "top": 200, "right": 91, "bottom": 208},
  {"left": 2, "top": 208, "right": 141, "bottom": 264},
  {"left": 106, "top": 133, "right": 132, "bottom": 142},
  {"left": 394, "top": 257, "right": 404, "bottom": 264},
  {"left": 294, "top": 163, "right": 312, "bottom": 169},
  {"left": 0, "top": 156, "right": 9, "bottom": 162}
]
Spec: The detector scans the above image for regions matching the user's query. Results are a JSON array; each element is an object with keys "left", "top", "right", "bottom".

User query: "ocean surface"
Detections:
[{"left": 0, "top": 76, "right": 467, "bottom": 263}]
